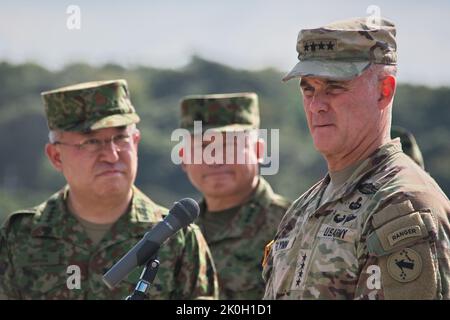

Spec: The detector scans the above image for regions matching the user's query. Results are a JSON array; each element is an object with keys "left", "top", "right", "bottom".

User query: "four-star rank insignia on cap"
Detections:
[
  {"left": 302, "top": 39, "right": 337, "bottom": 53},
  {"left": 387, "top": 248, "right": 422, "bottom": 282}
]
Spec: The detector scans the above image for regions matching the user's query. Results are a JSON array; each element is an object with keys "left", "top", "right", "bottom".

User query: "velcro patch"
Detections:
[
  {"left": 317, "top": 224, "right": 356, "bottom": 243},
  {"left": 372, "top": 200, "right": 415, "bottom": 228}
]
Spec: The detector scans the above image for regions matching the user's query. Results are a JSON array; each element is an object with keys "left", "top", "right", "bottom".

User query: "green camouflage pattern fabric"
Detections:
[
  {"left": 284, "top": 17, "right": 397, "bottom": 81},
  {"left": 41, "top": 79, "right": 140, "bottom": 132},
  {"left": 0, "top": 186, "right": 218, "bottom": 300},
  {"left": 180, "top": 92, "right": 260, "bottom": 133},
  {"left": 263, "top": 140, "right": 450, "bottom": 299},
  {"left": 391, "top": 126, "right": 425, "bottom": 169},
  {"left": 197, "top": 177, "right": 290, "bottom": 299}
]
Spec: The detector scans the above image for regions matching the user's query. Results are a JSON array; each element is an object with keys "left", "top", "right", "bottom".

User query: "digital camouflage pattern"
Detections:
[
  {"left": 283, "top": 17, "right": 397, "bottom": 81},
  {"left": 198, "top": 177, "right": 290, "bottom": 299},
  {"left": 263, "top": 140, "right": 450, "bottom": 299},
  {"left": 41, "top": 79, "right": 140, "bottom": 132},
  {"left": 391, "top": 126, "right": 425, "bottom": 169},
  {"left": 0, "top": 186, "right": 218, "bottom": 300},
  {"left": 180, "top": 92, "right": 260, "bottom": 133}
]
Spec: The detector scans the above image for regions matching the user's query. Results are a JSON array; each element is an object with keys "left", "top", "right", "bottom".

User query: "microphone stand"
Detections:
[{"left": 126, "top": 254, "right": 160, "bottom": 300}]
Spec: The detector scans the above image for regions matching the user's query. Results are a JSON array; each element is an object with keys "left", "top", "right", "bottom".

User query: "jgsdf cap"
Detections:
[
  {"left": 180, "top": 92, "right": 260, "bottom": 133},
  {"left": 41, "top": 79, "right": 140, "bottom": 132}
]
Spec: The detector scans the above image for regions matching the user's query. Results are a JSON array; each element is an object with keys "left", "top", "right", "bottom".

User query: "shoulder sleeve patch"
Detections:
[
  {"left": 387, "top": 248, "right": 422, "bottom": 282},
  {"left": 380, "top": 242, "right": 438, "bottom": 299}
]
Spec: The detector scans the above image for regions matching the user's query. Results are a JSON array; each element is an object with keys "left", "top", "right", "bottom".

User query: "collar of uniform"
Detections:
[
  {"left": 288, "top": 177, "right": 329, "bottom": 219},
  {"left": 95, "top": 186, "right": 167, "bottom": 251},
  {"left": 30, "top": 185, "right": 166, "bottom": 250},
  {"left": 314, "top": 139, "right": 403, "bottom": 215},
  {"left": 252, "top": 176, "right": 278, "bottom": 209},
  {"left": 30, "top": 185, "right": 90, "bottom": 249},
  {"left": 198, "top": 177, "right": 274, "bottom": 242}
]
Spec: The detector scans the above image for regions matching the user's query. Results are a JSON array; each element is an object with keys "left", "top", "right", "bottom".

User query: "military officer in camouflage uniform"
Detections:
[
  {"left": 263, "top": 17, "right": 450, "bottom": 299},
  {"left": 0, "top": 79, "right": 218, "bottom": 300},
  {"left": 179, "top": 92, "right": 291, "bottom": 299}
]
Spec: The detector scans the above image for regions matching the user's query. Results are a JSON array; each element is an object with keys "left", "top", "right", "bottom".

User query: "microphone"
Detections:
[{"left": 102, "top": 198, "right": 200, "bottom": 289}]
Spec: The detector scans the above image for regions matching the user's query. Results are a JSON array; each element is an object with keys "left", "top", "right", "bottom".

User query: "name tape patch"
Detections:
[
  {"left": 274, "top": 237, "right": 295, "bottom": 252},
  {"left": 318, "top": 224, "right": 356, "bottom": 243}
]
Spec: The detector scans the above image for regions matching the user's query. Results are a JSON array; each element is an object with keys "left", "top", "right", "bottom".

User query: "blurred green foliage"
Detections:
[{"left": 1, "top": 57, "right": 449, "bottom": 223}]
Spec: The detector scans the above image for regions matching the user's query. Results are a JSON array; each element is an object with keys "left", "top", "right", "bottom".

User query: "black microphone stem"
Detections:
[{"left": 126, "top": 254, "right": 160, "bottom": 300}]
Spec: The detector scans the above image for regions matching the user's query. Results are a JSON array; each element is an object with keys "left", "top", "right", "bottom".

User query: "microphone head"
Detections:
[{"left": 171, "top": 198, "right": 200, "bottom": 226}]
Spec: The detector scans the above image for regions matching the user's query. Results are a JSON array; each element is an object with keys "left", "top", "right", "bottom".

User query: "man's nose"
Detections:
[
  {"left": 99, "top": 140, "right": 120, "bottom": 162},
  {"left": 307, "top": 91, "right": 329, "bottom": 114}
]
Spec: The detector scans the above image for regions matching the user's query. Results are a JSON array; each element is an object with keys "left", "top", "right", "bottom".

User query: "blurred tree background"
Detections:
[{"left": 0, "top": 57, "right": 449, "bottom": 222}]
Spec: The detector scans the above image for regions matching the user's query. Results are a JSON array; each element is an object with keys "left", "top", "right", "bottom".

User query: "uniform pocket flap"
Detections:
[
  {"left": 15, "top": 252, "right": 61, "bottom": 267},
  {"left": 372, "top": 200, "right": 415, "bottom": 229}
]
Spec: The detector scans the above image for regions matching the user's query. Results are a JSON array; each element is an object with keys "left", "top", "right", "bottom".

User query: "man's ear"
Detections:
[
  {"left": 133, "top": 128, "right": 141, "bottom": 149},
  {"left": 378, "top": 75, "right": 396, "bottom": 109},
  {"left": 45, "top": 143, "right": 63, "bottom": 172},
  {"left": 179, "top": 147, "right": 188, "bottom": 172},
  {"left": 179, "top": 147, "right": 184, "bottom": 159},
  {"left": 256, "top": 138, "right": 265, "bottom": 163}
]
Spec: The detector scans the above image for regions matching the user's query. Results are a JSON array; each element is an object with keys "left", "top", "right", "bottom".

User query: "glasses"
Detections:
[{"left": 53, "top": 133, "right": 134, "bottom": 153}]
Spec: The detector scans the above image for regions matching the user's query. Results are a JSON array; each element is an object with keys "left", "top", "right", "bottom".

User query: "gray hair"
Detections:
[
  {"left": 367, "top": 64, "right": 397, "bottom": 132},
  {"left": 48, "top": 130, "right": 62, "bottom": 144},
  {"left": 367, "top": 63, "right": 398, "bottom": 78}
]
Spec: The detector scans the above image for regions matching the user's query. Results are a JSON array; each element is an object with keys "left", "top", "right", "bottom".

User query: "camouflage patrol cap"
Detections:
[
  {"left": 41, "top": 79, "right": 140, "bottom": 132},
  {"left": 391, "top": 126, "right": 425, "bottom": 169},
  {"left": 180, "top": 92, "right": 260, "bottom": 133},
  {"left": 283, "top": 17, "right": 397, "bottom": 81}
]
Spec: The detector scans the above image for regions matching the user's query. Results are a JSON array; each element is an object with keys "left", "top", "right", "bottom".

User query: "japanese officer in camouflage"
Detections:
[
  {"left": 179, "top": 93, "right": 291, "bottom": 299},
  {"left": 263, "top": 17, "right": 450, "bottom": 299},
  {"left": 0, "top": 79, "right": 218, "bottom": 300}
]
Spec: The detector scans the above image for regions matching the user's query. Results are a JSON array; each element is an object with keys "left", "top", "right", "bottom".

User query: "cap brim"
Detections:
[
  {"left": 282, "top": 60, "right": 371, "bottom": 82},
  {"left": 90, "top": 113, "right": 141, "bottom": 131}
]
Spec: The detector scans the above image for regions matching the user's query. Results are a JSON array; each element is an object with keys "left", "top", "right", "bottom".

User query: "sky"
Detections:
[{"left": 1, "top": 0, "right": 450, "bottom": 86}]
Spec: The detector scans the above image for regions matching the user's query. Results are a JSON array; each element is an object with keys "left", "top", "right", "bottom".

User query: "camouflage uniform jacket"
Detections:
[
  {"left": 263, "top": 140, "right": 450, "bottom": 299},
  {"left": 0, "top": 186, "right": 218, "bottom": 300},
  {"left": 198, "top": 177, "right": 290, "bottom": 299}
]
